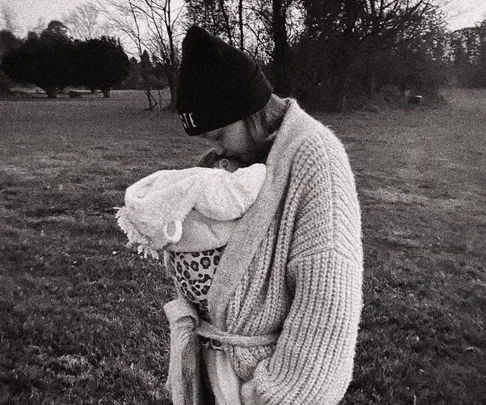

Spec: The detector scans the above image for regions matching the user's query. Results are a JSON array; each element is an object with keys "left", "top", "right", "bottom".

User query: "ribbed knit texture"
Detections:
[{"left": 205, "top": 99, "right": 363, "bottom": 404}]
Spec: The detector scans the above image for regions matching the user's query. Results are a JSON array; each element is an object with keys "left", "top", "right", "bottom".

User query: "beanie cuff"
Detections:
[{"left": 180, "top": 69, "right": 272, "bottom": 136}]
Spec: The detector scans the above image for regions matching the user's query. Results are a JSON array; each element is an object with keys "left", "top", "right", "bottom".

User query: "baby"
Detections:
[
  {"left": 197, "top": 149, "right": 245, "bottom": 173},
  {"left": 116, "top": 152, "right": 265, "bottom": 324},
  {"left": 116, "top": 151, "right": 263, "bottom": 251}
]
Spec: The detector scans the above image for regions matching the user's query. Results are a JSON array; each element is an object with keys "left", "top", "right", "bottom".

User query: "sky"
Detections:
[
  {"left": 2, "top": 0, "right": 486, "bottom": 36},
  {"left": 1, "top": 0, "right": 88, "bottom": 34},
  {"left": 443, "top": 0, "right": 486, "bottom": 30}
]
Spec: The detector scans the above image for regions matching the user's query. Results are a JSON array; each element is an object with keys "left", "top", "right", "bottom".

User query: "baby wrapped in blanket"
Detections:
[{"left": 116, "top": 155, "right": 266, "bottom": 322}]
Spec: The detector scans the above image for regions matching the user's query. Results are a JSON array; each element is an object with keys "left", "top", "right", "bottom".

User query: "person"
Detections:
[{"left": 170, "top": 25, "right": 363, "bottom": 405}]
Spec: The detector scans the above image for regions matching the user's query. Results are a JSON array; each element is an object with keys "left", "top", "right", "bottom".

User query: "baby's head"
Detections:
[
  {"left": 212, "top": 157, "right": 243, "bottom": 173},
  {"left": 198, "top": 150, "right": 247, "bottom": 173}
]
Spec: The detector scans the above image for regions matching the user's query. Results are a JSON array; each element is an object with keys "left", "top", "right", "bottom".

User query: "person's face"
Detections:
[{"left": 202, "top": 121, "right": 255, "bottom": 162}]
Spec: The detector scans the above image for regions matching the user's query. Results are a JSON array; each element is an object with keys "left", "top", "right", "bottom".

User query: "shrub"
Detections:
[{"left": 1, "top": 34, "right": 129, "bottom": 98}]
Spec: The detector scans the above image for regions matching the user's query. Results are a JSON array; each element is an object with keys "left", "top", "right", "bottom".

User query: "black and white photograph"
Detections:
[{"left": 1, "top": 0, "right": 485, "bottom": 404}]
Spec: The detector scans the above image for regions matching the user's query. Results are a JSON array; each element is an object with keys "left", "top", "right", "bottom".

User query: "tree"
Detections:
[
  {"left": 350, "top": 4, "right": 449, "bottom": 101},
  {"left": 0, "top": 29, "right": 21, "bottom": 57},
  {"left": 477, "top": 21, "right": 486, "bottom": 87},
  {"left": 1, "top": 22, "right": 74, "bottom": 97},
  {"left": 1, "top": 22, "right": 129, "bottom": 98},
  {"left": 41, "top": 20, "right": 71, "bottom": 40},
  {"left": 272, "top": 0, "right": 292, "bottom": 96},
  {"left": 184, "top": 0, "right": 303, "bottom": 95},
  {"left": 185, "top": 0, "right": 237, "bottom": 46},
  {"left": 75, "top": 36, "right": 130, "bottom": 97},
  {"left": 450, "top": 23, "right": 486, "bottom": 88},
  {"left": 140, "top": 49, "right": 158, "bottom": 108},
  {"left": 98, "top": 0, "right": 156, "bottom": 108},
  {"left": 63, "top": 2, "right": 110, "bottom": 40},
  {"left": 117, "top": 55, "right": 168, "bottom": 90},
  {"left": 0, "top": 29, "right": 21, "bottom": 95},
  {"left": 98, "top": 0, "right": 184, "bottom": 109},
  {"left": 138, "top": 0, "right": 183, "bottom": 110},
  {"left": 295, "top": 0, "right": 437, "bottom": 111}
]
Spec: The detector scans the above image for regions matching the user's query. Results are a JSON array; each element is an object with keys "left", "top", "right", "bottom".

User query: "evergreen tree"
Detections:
[
  {"left": 1, "top": 22, "right": 129, "bottom": 98},
  {"left": 75, "top": 37, "right": 129, "bottom": 97}
]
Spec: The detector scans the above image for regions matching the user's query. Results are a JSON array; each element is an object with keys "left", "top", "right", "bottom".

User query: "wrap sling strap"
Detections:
[
  {"left": 198, "top": 320, "right": 279, "bottom": 347},
  {"left": 164, "top": 298, "right": 278, "bottom": 405}
]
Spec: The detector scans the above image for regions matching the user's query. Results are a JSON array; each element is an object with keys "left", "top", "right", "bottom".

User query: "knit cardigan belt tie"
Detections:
[{"left": 163, "top": 298, "right": 278, "bottom": 405}]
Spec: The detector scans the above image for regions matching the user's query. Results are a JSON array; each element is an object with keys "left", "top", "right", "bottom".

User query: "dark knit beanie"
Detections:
[{"left": 176, "top": 26, "right": 273, "bottom": 136}]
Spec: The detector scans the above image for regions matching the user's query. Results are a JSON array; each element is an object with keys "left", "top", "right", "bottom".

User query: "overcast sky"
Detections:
[{"left": 2, "top": 0, "right": 486, "bottom": 35}]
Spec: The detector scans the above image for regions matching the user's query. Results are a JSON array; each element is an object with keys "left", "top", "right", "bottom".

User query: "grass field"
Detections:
[{"left": 0, "top": 89, "right": 485, "bottom": 404}]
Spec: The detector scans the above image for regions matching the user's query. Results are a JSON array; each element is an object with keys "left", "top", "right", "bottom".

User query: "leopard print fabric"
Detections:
[{"left": 166, "top": 247, "right": 225, "bottom": 350}]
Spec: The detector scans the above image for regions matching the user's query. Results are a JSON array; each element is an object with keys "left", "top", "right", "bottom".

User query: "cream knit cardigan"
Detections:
[{"left": 203, "top": 99, "right": 363, "bottom": 405}]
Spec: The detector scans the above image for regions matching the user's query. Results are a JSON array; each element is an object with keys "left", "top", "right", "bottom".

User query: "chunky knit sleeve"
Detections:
[{"left": 250, "top": 130, "right": 363, "bottom": 404}]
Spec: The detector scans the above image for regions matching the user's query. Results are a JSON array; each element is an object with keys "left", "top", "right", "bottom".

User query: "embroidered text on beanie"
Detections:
[{"left": 176, "top": 26, "right": 273, "bottom": 136}]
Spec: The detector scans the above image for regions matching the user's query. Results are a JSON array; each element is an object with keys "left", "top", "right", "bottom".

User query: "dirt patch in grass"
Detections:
[{"left": 1, "top": 89, "right": 485, "bottom": 404}]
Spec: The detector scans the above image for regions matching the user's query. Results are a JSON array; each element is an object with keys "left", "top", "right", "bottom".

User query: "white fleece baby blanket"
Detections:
[{"left": 116, "top": 164, "right": 266, "bottom": 258}]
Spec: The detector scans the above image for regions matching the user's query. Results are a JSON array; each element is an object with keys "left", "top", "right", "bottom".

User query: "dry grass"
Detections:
[{"left": 1, "top": 89, "right": 485, "bottom": 404}]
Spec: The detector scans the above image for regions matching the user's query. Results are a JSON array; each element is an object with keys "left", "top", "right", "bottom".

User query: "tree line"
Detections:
[
  {"left": 450, "top": 21, "right": 486, "bottom": 88},
  {"left": 0, "top": 21, "right": 129, "bottom": 98},
  {"left": 2, "top": 1, "right": 486, "bottom": 111}
]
